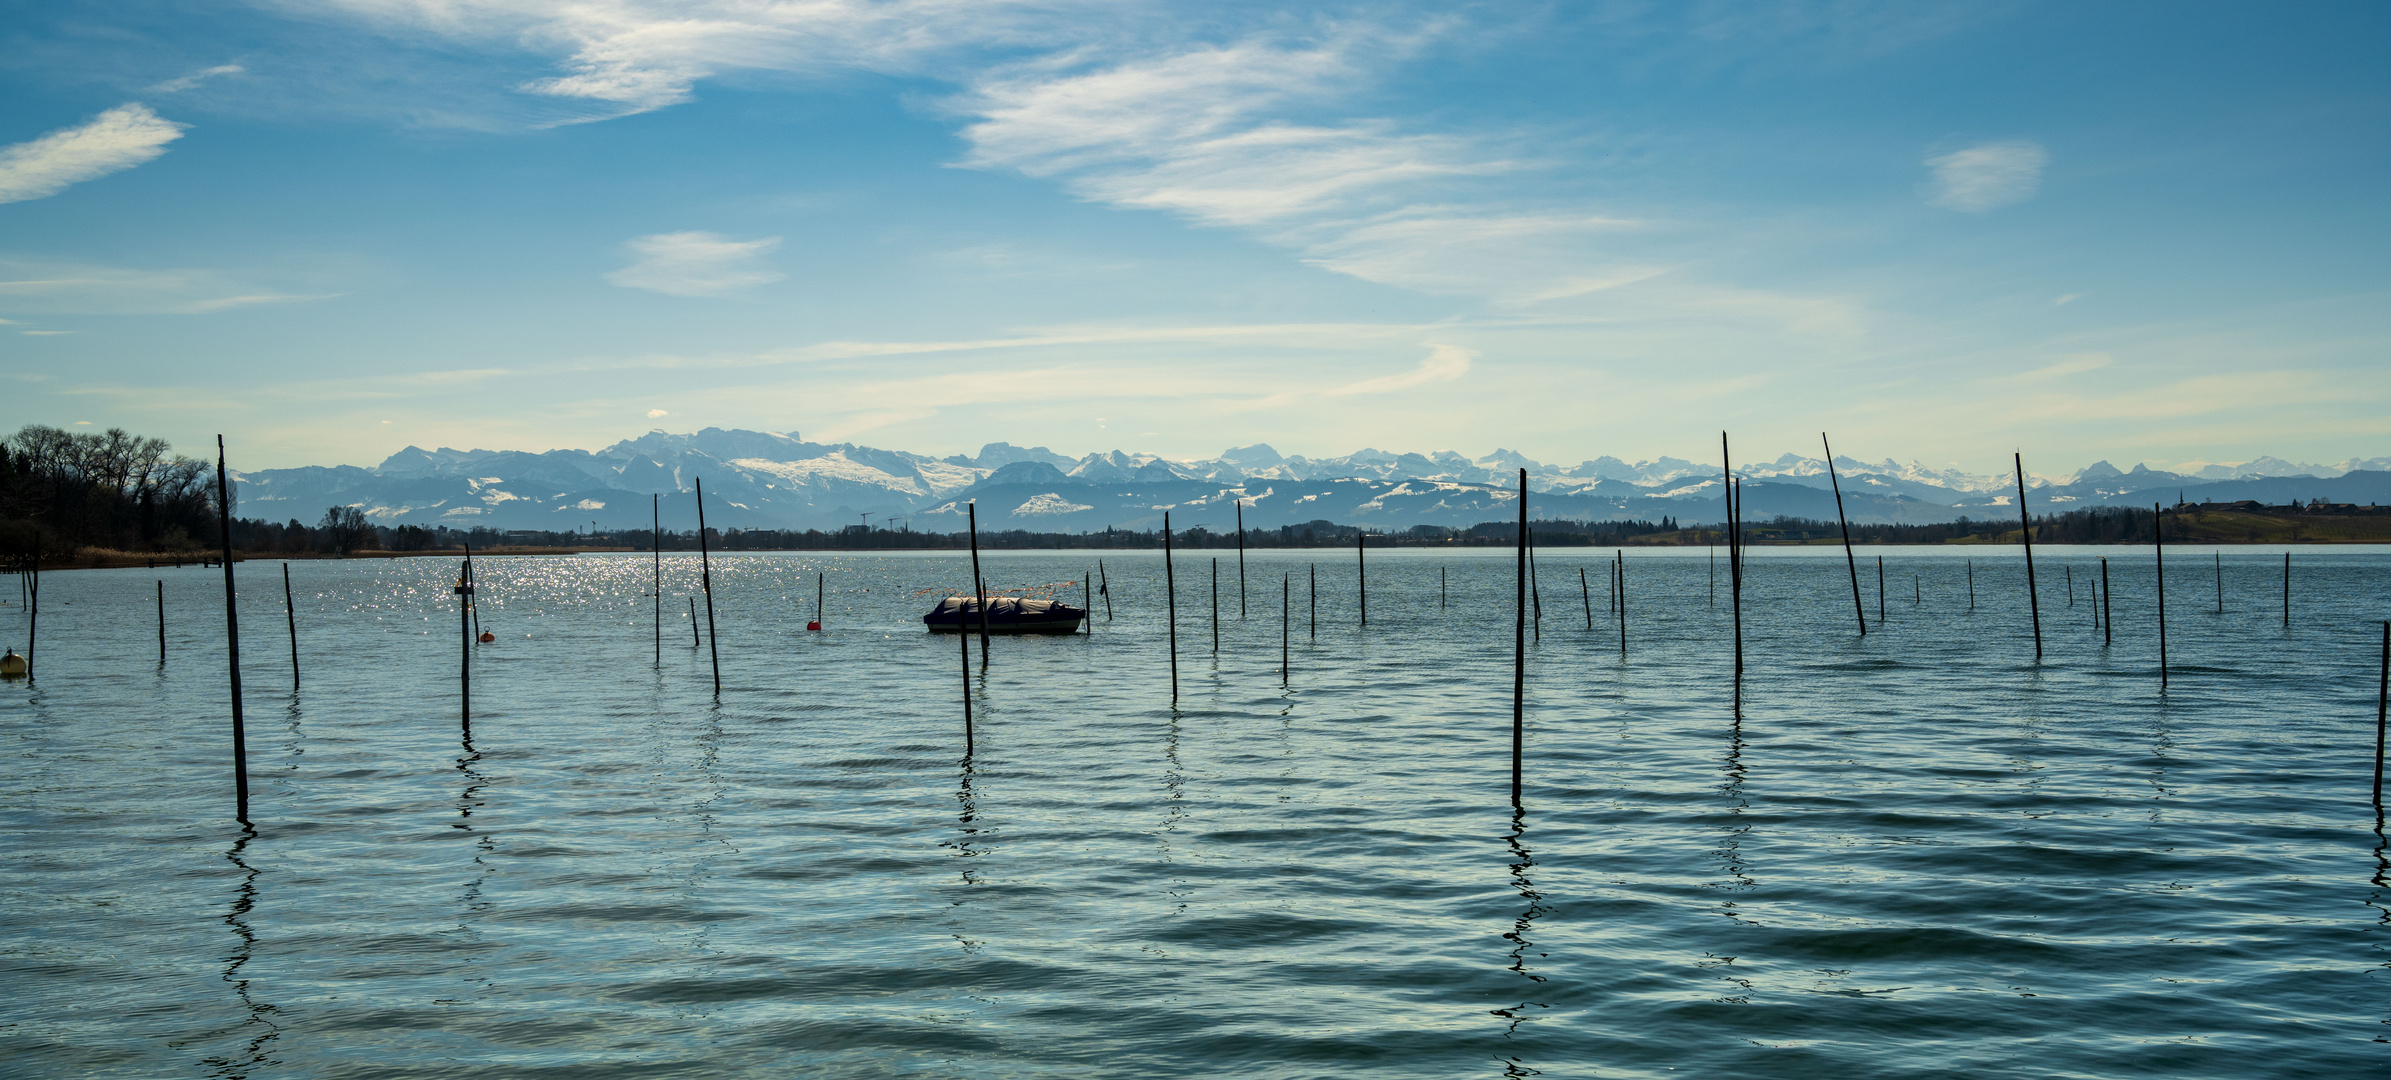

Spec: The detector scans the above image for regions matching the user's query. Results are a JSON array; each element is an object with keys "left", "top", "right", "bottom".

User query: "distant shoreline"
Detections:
[{"left": 26, "top": 515, "right": 2391, "bottom": 572}]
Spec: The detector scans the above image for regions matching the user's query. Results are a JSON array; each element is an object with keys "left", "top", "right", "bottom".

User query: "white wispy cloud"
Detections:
[
  {"left": 606, "top": 231, "right": 785, "bottom": 296},
  {"left": 313, "top": 0, "right": 1084, "bottom": 116},
  {"left": 1326, "top": 343, "right": 1472, "bottom": 396},
  {"left": 1925, "top": 140, "right": 2047, "bottom": 212},
  {"left": 0, "top": 104, "right": 186, "bottom": 204},
  {"left": 0, "top": 259, "right": 340, "bottom": 315},
  {"left": 150, "top": 64, "right": 246, "bottom": 93}
]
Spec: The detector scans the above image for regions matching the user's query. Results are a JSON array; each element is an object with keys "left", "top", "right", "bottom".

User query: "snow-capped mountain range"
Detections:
[{"left": 230, "top": 428, "right": 2391, "bottom": 535}]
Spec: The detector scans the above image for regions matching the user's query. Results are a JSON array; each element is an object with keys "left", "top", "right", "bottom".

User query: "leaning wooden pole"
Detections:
[
  {"left": 2016, "top": 452, "right": 2041, "bottom": 660},
  {"left": 968, "top": 502, "right": 991, "bottom": 667},
  {"left": 2374, "top": 620, "right": 2387, "bottom": 812},
  {"left": 1163, "top": 511, "right": 1178, "bottom": 703},
  {"left": 1098, "top": 560, "right": 1113, "bottom": 621},
  {"left": 695, "top": 478, "right": 722, "bottom": 697},
  {"left": 1824, "top": 434, "right": 1865, "bottom": 635},
  {"left": 1512, "top": 467, "right": 1527, "bottom": 806},
  {"left": 282, "top": 563, "right": 299, "bottom": 691},
  {"left": 1527, "top": 528, "right": 1539, "bottom": 642},
  {"left": 1579, "top": 567, "right": 1593, "bottom": 630},
  {"left": 214, "top": 436, "right": 250, "bottom": 826}
]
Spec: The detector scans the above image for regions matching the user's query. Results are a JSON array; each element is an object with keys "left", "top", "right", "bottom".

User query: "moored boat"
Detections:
[{"left": 923, "top": 596, "right": 1084, "bottom": 634}]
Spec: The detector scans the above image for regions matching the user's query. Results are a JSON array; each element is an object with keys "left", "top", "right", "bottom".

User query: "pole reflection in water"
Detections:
[
  {"left": 1159, "top": 714, "right": 1189, "bottom": 918},
  {"left": 1703, "top": 713, "right": 1757, "bottom": 1002},
  {"left": 941, "top": 756, "right": 989, "bottom": 956},
  {"left": 1492, "top": 806, "right": 1548, "bottom": 1076},
  {"left": 668, "top": 705, "right": 733, "bottom": 1013},
  {"left": 2371, "top": 817, "right": 2388, "bottom": 1042},
  {"left": 442, "top": 721, "right": 498, "bottom": 1008},
  {"left": 203, "top": 829, "right": 280, "bottom": 1077}
]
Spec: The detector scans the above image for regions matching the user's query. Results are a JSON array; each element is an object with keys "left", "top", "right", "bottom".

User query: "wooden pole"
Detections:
[
  {"left": 282, "top": 563, "right": 298, "bottom": 691},
  {"left": 467, "top": 548, "right": 481, "bottom": 643},
  {"left": 214, "top": 436, "right": 249, "bottom": 825},
  {"left": 457, "top": 548, "right": 472, "bottom": 727},
  {"left": 816, "top": 572, "right": 824, "bottom": 628},
  {"left": 1526, "top": 528, "right": 1538, "bottom": 642},
  {"left": 2374, "top": 621, "right": 2386, "bottom": 812},
  {"left": 689, "top": 596, "right": 699, "bottom": 647},
  {"left": 1708, "top": 545, "right": 1715, "bottom": 608},
  {"left": 2066, "top": 564, "right": 2074, "bottom": 607},
  {"left": 695, "top": 478, "right": 721, "bottom": 696},
  {"left": 1281, "top": 572, "right": 1290, "bottom": 684},
  {"left": 1512, "top": 467, "right": 1527, "bottom": 806},
  {"left": 1309, "top": 563, "right": 1316, "bottom": 640},
  {"left": 958, "top": 583, "right": 973, "bottom": 755},
  {"left": 1357, "top": 530, "right": 1367, "bottom": 629},
  {"left": 968, "top": 502, "right": 990, "bottom": 667},
  {"left": 1722, "top": 434, "right": 1742, "bottom": 683},
  {"left": 652, "top": 494, "right": 661, "bottom": 667},
  {"left": 2282, "top": 552, "right": 2290, "bottom": 627},
  {"left": 1824, "top": 434, "right": 1865, "bottom": 635},
  {"left": 1236, "top": 500, "right": 1247, "bottom": 618},
  {"left": 156, "top": 579, "right": 166, "bottom": 663},
  {"left": 1616, "top": 550, "right": 1627, "bottom": 658},
  {"left": 2155, "top": 504, "right": 2168, "bottom": 689},
  {"left": 2214, "top": 552, "right": 2222, "bottom": 614},
  {"left": 1164, "top": 511, "right": 1178, "bottom": 703},
  {"left": 1098, "top": 560, "right": 1113, "bottom": 621},
  {"left": 2016, "top": 452, "right": 2041, "bottom": 660},
  {"left": 1211, "top": 557, "right": 1219, "bottom": 653},
  {"left": 1441, "top": 566, "right": 1447, "bottom": 611},
  {"left": 1579, "top": 567, "right": 1593, "bottom": 630},
  {"left": 2101, "top": 557, "right": 2113, "bottom": 645},
  {"left": 1085, "top": 572, "right": 1092, "bottom": 634},
  {"left": 1967, "top": 560, "right": 1975, "bottom": 610}
]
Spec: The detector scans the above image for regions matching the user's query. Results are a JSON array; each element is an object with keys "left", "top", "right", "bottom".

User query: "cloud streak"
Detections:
[
  {"left": 606, "top": 231, "right": 785, "bottom": 296},
  {"left": 0, "top": 104, "right": 185, "bottom": 204},
  {"left": 1925, "top": 140, "right": 2047, "bottom": 212},
  {"left": 1326, "top": 343, "right": 1472, "bottom": 396}
]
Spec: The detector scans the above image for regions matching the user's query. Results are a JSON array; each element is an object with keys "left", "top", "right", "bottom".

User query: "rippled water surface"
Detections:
[{"left": 4, "top": 546, "right": 2389, "bottom": 1077}]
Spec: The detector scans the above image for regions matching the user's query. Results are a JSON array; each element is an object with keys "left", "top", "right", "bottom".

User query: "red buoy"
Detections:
[
  {"left": 806, "top": 621, "right": 821, "bottom": 631},
  {"left": 478, "top": 630, "right": 495, "bottom": 643}
]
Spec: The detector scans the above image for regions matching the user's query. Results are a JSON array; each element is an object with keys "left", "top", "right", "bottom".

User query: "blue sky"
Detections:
[{"left": 1, "top": 0, "right": 2385, "bottom": 472}]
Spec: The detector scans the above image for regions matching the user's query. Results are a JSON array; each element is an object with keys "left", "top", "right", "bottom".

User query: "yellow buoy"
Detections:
[{"left": 0, "top": 649, "right": 25, "bottom": 678}]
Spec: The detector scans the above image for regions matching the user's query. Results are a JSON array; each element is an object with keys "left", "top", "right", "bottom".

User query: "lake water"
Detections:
[{"left": 3, "top": 545, "right": 2388, "bottom": 1078}]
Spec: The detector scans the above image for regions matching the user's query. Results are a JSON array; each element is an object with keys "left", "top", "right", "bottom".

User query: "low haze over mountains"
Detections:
[{"left": 233, "top": 429, "right": 2391, "bottom": 535}]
